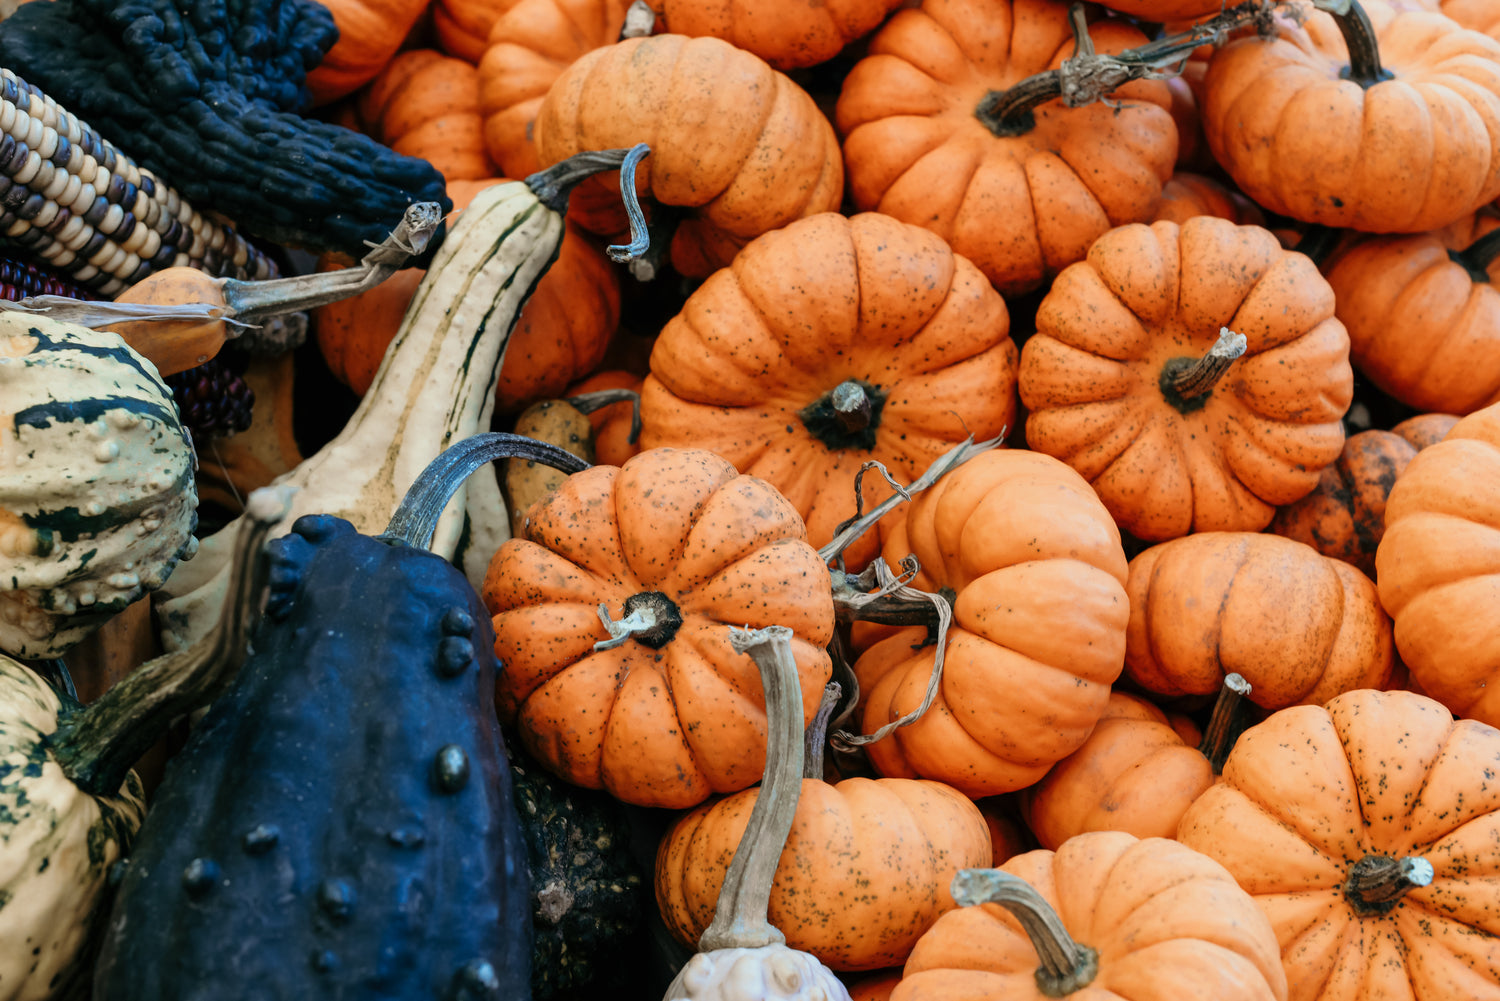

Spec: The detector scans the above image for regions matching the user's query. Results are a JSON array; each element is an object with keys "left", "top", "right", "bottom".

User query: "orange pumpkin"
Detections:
[
  {"left": 434, "top": 0, "right": 523, "bottom": 61},
  {"left": 647, "top": 0, "right": 905, "bottom": 69},
  {"left": 313, "top": 181, "right": 620, "bottom": 410},
  {"left": 1377, "top": 401, "right": 1500, "bottom": 726},
  {"left": 1390, "top": 411, "right": 1460, "bottom": 450},
  {"left": 846, "top": 969, "right": 903, "bottom": 1001},
  {"left": 638, "top": 212, "right": 1017, "bottom": 568},
  {"left": 534, "top": 34, "right": 844, "bottom": 277},
  {"left": 481, "top": 448, "right": 835, "bottom": 808},
  {"left": 1325, "top": 213, "right": 1500, "bottom": 415},
  {"left": 1201, "top": 1, "right": 1500, "bottom": 232},
  {"left": 852, "top": 449, "right": 1130, "bottom": 798},
  {"left": 976, "top": 798, "right": 1031, "bottom": 866},
  {"left": 1019, "top": 216, "right": 1353, "bottom": 542},
  {"left": 1443, "top": 0, "right": 1500, "bottom": 37},
  {"left": 358, "top": 49, "right": 498, "bottom": 182},
  {"left": 1151, "top": 172, "right": 1265, "bottom": 227},
  {"left": 477, "top": 0, "right": 636, "bottom": 178},
  {"left": 1178, "top": 688, "right": 1500, "bottom": 1001},
  {"left": 1019, "top": 689, "right": 1222, "bottom": 850},
  {"left": 1268, "top": 419, "right": 1457, "bottom": 579},
  {"left": 1126, "top": 532, "right": 1394, "bottom": 711},
  {"left": 565, "top": 369, "right": 644, "bottom": 467},
  {"left": 835, "top": 0, "right": 1176, "bottom": 295},
  {"left": 894, "top": 832, "right": 1288, "bottom": 1001},
  {"left": 306, "top": 0, "right": 434, "bottom": 104},
  {"left": 656, "top": 685, "right": 992, "bottom": 971}
]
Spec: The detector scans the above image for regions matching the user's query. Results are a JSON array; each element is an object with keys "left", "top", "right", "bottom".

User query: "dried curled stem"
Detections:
[{"left": 951, "top": 869, "right": 1099, "bottom": 998}]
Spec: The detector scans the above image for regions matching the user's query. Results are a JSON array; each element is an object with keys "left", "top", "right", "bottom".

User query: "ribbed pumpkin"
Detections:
[
  {"left": 656, "top": 686, "right": 992, "bottom": 972},
  {"left": 835, "top": 0, "right": 1176, "bottom": 295},
  {"left": 1126, "top": 533, "right": 1394, "bottom": 711},
  {"left": 1151, "top": 172, "right": 1264, "bottom": 227},
  {"left": 435, "top": 0, "right": 523, "bottom": 62},
  {"left": 1325, "top": 213, "right": 1500, "bottom": 415},
  {"left": 1377, "top": 401, "right": 1500, "bottom": 726},
  {"left": 534, "top": 34, "right": 844, "bottom": 277},
  {"left": 1201, "top": 1, "right": 1500, "bottom": 232},
  {"left": 359, "top": 49, "right": 498, "bottom": 182},
  {"left": 852, "top": 449, "right": 1130, "bottom": 798},
  {"left": 477, "top": 0, "right": 636, "bottom": 178},
  {"left": 566, "top": 369, "right": 643, "bottom": 467},
  {"left": 314, "top": 181, "right": 620, "bottom": 410},
  {"left": 306, "top": 0, "right": 434, "bottom": 104},
  {"left": 481, "top": 448, "right": 835, "bottom": 809},
  {"left": 1443, "top": 0, "right": 1500, "bottom": 37},
  {"left": 1268, "top": 417, "right": 1458, "bottom": 579},
  {"left": 1178, "top": 688, "right": 1500, "bottom": 1001},
  {"left": 639, "top": 212, "right": 1017, "bottom": 568},
  {"left": 1019, "top": 216, "right": 1353, "bottom": 542},
  {"left": 647, "top": 0, "right": 905, "bottom": 69},
  {"left": 1019, "top": 689, "right": 1220, "bottom": 851},
  {"left": 894, "top": 832, "right": 1289, "bottom": 1001}
]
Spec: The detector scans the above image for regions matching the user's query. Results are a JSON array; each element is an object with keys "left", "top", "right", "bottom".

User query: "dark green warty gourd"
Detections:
[{"left": 0, "top": 0, "right": 450, "bottom": 257}]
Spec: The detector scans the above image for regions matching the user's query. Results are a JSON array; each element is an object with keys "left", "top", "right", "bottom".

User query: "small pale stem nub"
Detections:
[
  {"left": 1171, "top": 328, "right": 1248, "bottom": 399},
  {"left": 1344, "top": 855, "right": 1434, "bottom": 916}
]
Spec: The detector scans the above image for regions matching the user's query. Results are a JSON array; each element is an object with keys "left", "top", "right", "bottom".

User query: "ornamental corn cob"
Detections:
[
  {"left": 0, "top": 254, "right": 92, "bottom": 300},
  {"left": 0, "top": 66, "right": 278, "bottom": 297}
]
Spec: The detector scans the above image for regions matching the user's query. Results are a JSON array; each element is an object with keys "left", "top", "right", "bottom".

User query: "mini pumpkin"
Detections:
[
  {"left": 1019, "top": 216, "right": 1353, "bottom": 542},
  {"left": 639, "top": 212, "right": 1017, "bottom": 568},
  {"left": 359, "top": 49, "right": 498, "bottom": 183},
  {"left": 1126, "top": 532, "right": 1394, "bottom": 711},
  {"left": 894, "top": 832, "right": 1288, "bottom": 1001},
  {"left": 1201, "top": 0, "right": 1500, "bottom": 232},
  {"left": 1178, "top": 688, "right": 1500, "bottom": 1001},
  {"left": 1377, "top": 401, "right": 1500, "bottom": 726},
  {"left": 306, "top": 0, "right": 434, "bottom": 104},
  {"left": 852, "top": 448, "right": 1130, "bottom": 798},
  {"left": 482, "top": 448, "right": 835, "bottom": 809},
  {"left": 835, "top": 0, "right": 1177, "bottom": 295},
  {"left": 1151, "top": 172, "right": 1264, "bottom": 227},
  {"left": 534, "top": 33, "right": 844, "bottom": 277},
  {"left": 646, "top": 0, "right": 905, "bottom": 69}
]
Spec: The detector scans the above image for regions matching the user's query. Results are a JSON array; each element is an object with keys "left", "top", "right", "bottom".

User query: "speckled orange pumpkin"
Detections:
[
  {"left": 647, "top": 0, "right": 905, "bottom": 69},
  {"left": 360, "top": 49, "right": 498, "bottom": 182},
  {"left": 481, "top": 448, "right": 834, "bottom": 808},
  {"left": 639, "top": 212, "right": 1017, "bottom": 568},
  {"left": 1019, "top": 216, "right": 1353, "bottom": 542},
  {"left": 1178, "top": 688, "right": 1500, "bottom": 1001},
  {"left": 1126, "top": 532, "right": 1395, "bottom": 711},
  {"left": 656, "top": 773, "right": 991, "bottom": 971},
  {"left": 1151, "top": 172, "right": 1264, "bottom": 227}
]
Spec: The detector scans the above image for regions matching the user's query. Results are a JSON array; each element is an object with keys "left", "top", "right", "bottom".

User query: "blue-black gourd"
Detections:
[
  {"left": 0, "top": 0, "right": 450, "bottom": 258},
  {"left": 93, "top": 434, "right": 592, "bottom": 1001}
]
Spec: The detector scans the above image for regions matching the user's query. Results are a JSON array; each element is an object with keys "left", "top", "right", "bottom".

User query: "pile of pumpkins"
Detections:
[{"left": 3, "top": 0, "right": 1500, "bottom": 997}]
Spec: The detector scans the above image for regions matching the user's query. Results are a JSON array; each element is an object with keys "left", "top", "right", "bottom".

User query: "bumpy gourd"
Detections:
[{"left": 0, "top": 312, "right": 196, "bottom": 658}]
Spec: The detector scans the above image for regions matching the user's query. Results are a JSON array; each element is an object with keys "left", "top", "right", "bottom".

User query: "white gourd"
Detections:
[{"left": 0, "top": 313, "right": 197, "bottom": 658}]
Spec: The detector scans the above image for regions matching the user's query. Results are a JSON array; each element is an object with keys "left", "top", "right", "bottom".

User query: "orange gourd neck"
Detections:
[
  {"left": 1448, "top": 227, "right": 1500, "bottom": 284},
  {"left": 1333, "top": 0, "right": 1392, "bottom": 90},
  {"left": 1159, "top": 327, "right": 1248, "bottom": 415},
  {"left": 799, "top": 378, "right": 886, "bottom": 451},
  {"left": 1343, "top": 855, "right": 1434, "bottom": 916}
]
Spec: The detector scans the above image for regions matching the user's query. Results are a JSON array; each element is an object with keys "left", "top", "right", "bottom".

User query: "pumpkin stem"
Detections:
[
  {"left": 973, "top": 2, "right": 1272, "bottom": 138},
  {"left": 593, "top": 591, "right": 684, "bottom": 651},
  {"left": 381, "top": 432, "right": 590, "bottom": 549},
  {"left": 1197, "top": 672, "right": 1252, "bottom": 774},
  {"left": 1449, "top": 226, "right": 1500, "bottom": 283},
  {"left": 1160, "top": 327, "right": 1247, "bottom": 412},
  {"left": 799, "top": 378, "right": 887, "bottom": 451},
  {"left": 1318, "top": 0, "right": 1392, "bottom": 89},
  {"left": 620, "top": 0, "right": 656, "bottom": 38},
  {"left": 566, "top": 387, "right": 643, "bottom": 445},
  {"left": 526, "top": 144, "right": 652, "bottom": 264},
  {"left": 698, "top": 625, "right": 806, "bottom": 952},
  {"left": 1294, "top": 224, "right": 1343, "bottom": 267},
  {"left": 49, "top": 486, "right": 289, "bottom": 797},
  {"left": 804, "top": 681, "right": 842, "bottom": 779},
  {"left": 950, "top": 868, "right": 1100, "bottom": 997},
  {"left": 1344, "top": 855, "right": 1434, "bottom": 916},
  {"left": 819, "top": 432, "right": 1004, "bottom": 564}
]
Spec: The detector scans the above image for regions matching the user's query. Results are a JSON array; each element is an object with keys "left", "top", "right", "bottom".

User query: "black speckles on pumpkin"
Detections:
[
  {"left": 434, "top": 745, "right": 471, "bottom": 793},
  {"left": 181, "top": 858, "right": 219, "bottom": 897}
]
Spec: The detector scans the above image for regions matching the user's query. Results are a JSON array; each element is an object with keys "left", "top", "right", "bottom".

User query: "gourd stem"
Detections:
[
  {"left": 382, "top": 432, "right": 590, "bottom": 550},
  {"left": 1197, "top": 672, "right": 1251, "bottom": 774},
  {"left": 804, "top": 681, "right": 842, "bottom": 780},
  {"left": 1330, "top": 0, "right": 1390, "bottom": 89},
  {"left": 1164, "top": 327, "right": 1247, "bottom": 403},
  {"left": 1344, "top": 855, "right": 1434, "bottom": 916},
  {"left": 525, "top": 144, "right": 652, "bottom": 265},
  {"left": 1294, "top": 225, "right": 1342, "bottom": 267},
  {"left": 950, "top": 869, "right": 1100, "bottom": 997},
  {"left": 566, "top": 388, "right": 643, "bottom": 444},
  {"left": 699, "top": 625, "right": 805, "bottom": 952},
  {"left": 620, "top": 0, "right": 656, "bottom": 38},
  {"left": 1453, "top": 227, "right": 1500, "bottom": 282},
  {"left": 49, "top": 487, "right": 289, "bottom": 797}
]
